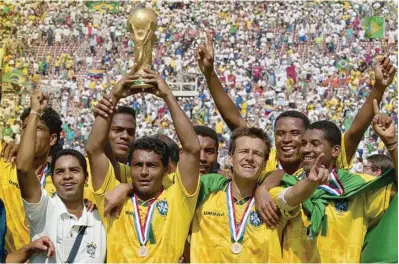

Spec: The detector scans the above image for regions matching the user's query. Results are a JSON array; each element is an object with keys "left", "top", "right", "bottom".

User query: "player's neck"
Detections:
[
  {"left": 64, "top": 199, "right": 85, "bottom": 219},
  {"left": 115, "top": 155, "right": 128, "bottom": 165},
  {"left": 33, "top": 156, "right": 49, "bottom": 176},
  {"left": 231, "top": 177, "right": 257, "bottom": 200},
  {"left": 135, "top": 188, "right": 162, "bottom": 202},
  {"left": 280, "top": 159, "right": 302, "bottom": 175}
]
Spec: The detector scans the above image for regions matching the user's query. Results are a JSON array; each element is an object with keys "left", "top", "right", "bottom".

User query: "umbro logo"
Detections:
[{"left": 204, "top": 211, "right": 225, "bottom": 216}]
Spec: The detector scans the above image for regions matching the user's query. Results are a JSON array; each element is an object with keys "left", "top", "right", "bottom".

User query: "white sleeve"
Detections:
[
  {"left": 276, "top": 187, "right": 301, "bottom": 219},
  {"left": 23, "top": 189, "right": 49, "bottom": 226}
]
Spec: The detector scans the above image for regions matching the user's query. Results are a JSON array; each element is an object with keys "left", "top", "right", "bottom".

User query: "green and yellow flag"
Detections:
[
  {"left": 86, "top": 1, "right": 120, "bottom": 13},
  {"left": 364, "top": 16, "right": 384, "bottom": 39},
  {"left": 1, "top": 70, "right": 27, "bottom": 86}
]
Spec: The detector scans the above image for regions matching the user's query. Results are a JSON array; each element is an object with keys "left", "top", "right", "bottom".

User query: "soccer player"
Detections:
[
  {"left": 266, "top": 117, "right": 397, "bottom": 262},
  {"left": 191, "top": 126, "right": 285, "bottom": 262},
  {"left": 0, "top": 98, "right": 62, "bottom": 253},
  {"left": 86, "top": 68, "right": 201, "bottom": 262}
]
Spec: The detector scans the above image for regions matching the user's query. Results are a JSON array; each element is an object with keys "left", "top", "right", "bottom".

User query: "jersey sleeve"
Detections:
[
  {"left": 90, "top": 159, "right": 119, "bottom": 220},
  {"left": 196, "top": 174, "right": 229, "bottom": 207},
  {"left": 22, "top": 189, "right": 49, "bottom": 226},
  {"left": 336, "top": 132, "right": 354, "bottom": 169},
  {"left": 269, "top": 186, "right": 301, "bottom": 219},
  {"left": 167, "top": 166, "right": 200, "bottom": 218}
]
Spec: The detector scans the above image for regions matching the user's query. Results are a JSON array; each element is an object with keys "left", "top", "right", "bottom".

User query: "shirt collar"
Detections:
[{"left": 54, "top": 194, "right": 94, "bottom": 227}]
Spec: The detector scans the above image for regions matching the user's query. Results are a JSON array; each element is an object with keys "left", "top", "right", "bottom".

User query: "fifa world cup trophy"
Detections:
[{"left": 127, "top": 8, "right": 158, "bottom": 89}]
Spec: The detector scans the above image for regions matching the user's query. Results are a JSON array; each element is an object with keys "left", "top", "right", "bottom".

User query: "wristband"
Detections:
[
  {"left": 30, "top": 110, "right": 42, "bottom": 117},
  {"left": 386, "top": 142, "right": 398, "bottom": 151}
]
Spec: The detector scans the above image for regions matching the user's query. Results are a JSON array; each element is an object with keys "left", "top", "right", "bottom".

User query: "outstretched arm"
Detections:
[
  {"left": 372, "top": 99, "right": 398, "bottom": 185},
  {"left": 196, "top": 32, "right": 247, "bottom": 131},
  {"left": 16, "top": 92, "right": 48, "bottom": 203},
  {"left": 344, "top": 57, "right": 396, "bottom": 164},
  {"left": 86, "top": 70, "right": 138, "bottom": 191},
  {"left": 142, "top": 68, "right": 200, "bottom": 194}
]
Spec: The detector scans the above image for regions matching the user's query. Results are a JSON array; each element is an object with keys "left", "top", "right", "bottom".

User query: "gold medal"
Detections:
[
  {"left": 138, "top": 245, "right": 148, "bottom": 257},
  {"left": 231, "top": 242, "right": 242, "bottom": 254}
]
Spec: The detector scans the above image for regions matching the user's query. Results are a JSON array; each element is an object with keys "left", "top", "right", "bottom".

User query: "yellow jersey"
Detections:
[
  {"left": 84, "top": 158, "right": 131, "bottom": 202},
  {"left": 191, "top": 180, "right": 286, "bottom": 263},
  {"left": 270, "top": 174, "right": 392, "bottom": 263},
  {"left": 0, "top": 156, "right": 55, "bottom": 252},
  {"left": 92, "top": 160, "right": 199, "bottom": 262}
]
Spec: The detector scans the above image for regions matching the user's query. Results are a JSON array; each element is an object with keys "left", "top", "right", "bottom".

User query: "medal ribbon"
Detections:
[
  {"left": 131, "top": 189, "right": 163, "bottom": 246},
  {"left": 226, "top": 182, "right": 255, "bottom": 244},
  {"left": 317, "top": 169, "right": 345, "bottom": 196},
  {"left": 38, "top": 163, "right": 50, "bottom": 188}
]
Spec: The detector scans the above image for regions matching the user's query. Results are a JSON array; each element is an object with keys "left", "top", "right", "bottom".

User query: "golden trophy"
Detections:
[{"left": 127, "top": 8, "right": 158, "bottom": 89}]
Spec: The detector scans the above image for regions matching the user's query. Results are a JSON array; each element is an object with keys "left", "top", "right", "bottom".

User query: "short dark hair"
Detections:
[
  {"left": 274, "top": 110, "right": 310, "bottom": 130},
  {"left": 20, "top": 107, "right": 62, "bottom": 143},
  {"left": 229, "top": 127, "right": 271, "bottom": 160},
  {"left": 49, "top": 142, "right": 63, "bottom": 157},
  {"left": 308, "top": 120, "right": 341, "bottom": 146},
  {"left": 152, "top": 134, "right": 180, "bottom": 165},
  {"left": 193, "top": 125, "right": 219, "bottom": 149},
  {"left": 115, "top": 106, "right": 136, "bottom": 120},
  {"left": 130, "top": 137, "right": 169, "bottom": 167},
  {"left": 51, "top": 149, "right": 88, "bottom": 177},
  {"left": 367, "top": 154, "right": 394, "bottom": 173}
]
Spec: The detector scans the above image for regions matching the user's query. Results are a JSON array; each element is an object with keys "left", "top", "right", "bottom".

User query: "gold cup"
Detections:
[{"left": 127, "top": 8, "right": 158, "bottom": 89}]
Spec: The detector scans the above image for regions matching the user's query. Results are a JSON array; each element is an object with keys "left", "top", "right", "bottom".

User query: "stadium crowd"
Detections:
[
  {"left": 1, "top": 0, "right": 398, "bottom": 171},
  {"left": 0, "top": 0, "right": 398, "bottom": 263}
]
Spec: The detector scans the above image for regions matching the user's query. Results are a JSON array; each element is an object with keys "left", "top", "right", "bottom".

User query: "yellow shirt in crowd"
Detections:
[
  {"left": 269, "top": 173, "right": 392, "bottom": 263},
  {"left": 191, "top": 181, "right": 286, "bottom": 263},
  {"left": 92, "top": 160, "right": 199, "bottom": 262}
]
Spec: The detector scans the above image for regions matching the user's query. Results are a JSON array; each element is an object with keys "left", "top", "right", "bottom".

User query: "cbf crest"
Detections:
[
  {"left": 86, "top": 242, "right": 97, "bottom": 258},
  {"left": 249, "top": 211, "right": 262, "bottom": 228},
  {"left": 156, "top": 200, "right": 168, "bottom": 216},
  {"left": 334, "top": 200, "right": 349, "bottom": 213}
]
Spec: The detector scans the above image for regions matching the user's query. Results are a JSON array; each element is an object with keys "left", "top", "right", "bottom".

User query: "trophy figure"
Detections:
[{"left": 127, "top": 8, "right": 158, "bottom": 89}]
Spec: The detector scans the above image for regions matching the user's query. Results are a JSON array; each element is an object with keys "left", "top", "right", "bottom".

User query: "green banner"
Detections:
[
  {"left": 86, "top": 1, "right": 120, "bottom": 13},
  {"left": 364, "top": 16, "right": 384, "bottom": 39},
  {"left": 1, "top": 70, "right": 28, "bottom": 86}
]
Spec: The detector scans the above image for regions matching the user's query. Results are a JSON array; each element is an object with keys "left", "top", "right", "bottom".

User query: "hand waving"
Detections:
[
  {"left": 374, "top": 56, "right": 397, "bottom": 89},
  {"left": 196, "top": 31, "right": 214, "bottom": 77},
  {"left": 372, "top": 99, "right": 396, "bottom": 146},
  {"left": 307, "top": 153, "right": 330, "bottom": 185}
]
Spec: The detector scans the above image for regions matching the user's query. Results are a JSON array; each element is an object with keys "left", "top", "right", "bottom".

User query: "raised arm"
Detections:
[
  {"left": 372, "top": 99, "right": 398, "bottom": 185},
  {"left": 284, "top": 154, "right": 329, "bottom": 206},
  {"left": 142, "top": 68, "right": 200, "bottom": 194},
  {"left": 86, "top": 70, "right": 138, "bottom": 191},
  {"left": 344, "top": 57, "right": 397, "bottom": 164},
  {"left": 16, "top": 93, "right": 47, "bottom": 203},
  {"left": 196, "top": 32, "right": 247, "bottom": 131}
]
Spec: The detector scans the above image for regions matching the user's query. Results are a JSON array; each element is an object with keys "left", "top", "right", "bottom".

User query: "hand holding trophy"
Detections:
[{"left": 127, "top": 8, "right": 158, "bottom": 89}]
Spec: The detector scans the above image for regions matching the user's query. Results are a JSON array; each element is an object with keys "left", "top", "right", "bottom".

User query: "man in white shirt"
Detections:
[{"left": 16, "top": 92, "right": 106, "bottom": 263}]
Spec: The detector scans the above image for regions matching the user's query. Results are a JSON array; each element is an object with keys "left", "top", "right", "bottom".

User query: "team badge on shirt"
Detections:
[
  {"left": 334, "top": 200, "right": 349, "bottom": 213},
  {"left": 86, "top": 242, "right": 97, "bottom": 258},
  {"left": 249, "top": 211, "right": 262, "bottom": 228},
  {"left": 156, "top": 200, "right": 168, "bottom": 216}
]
